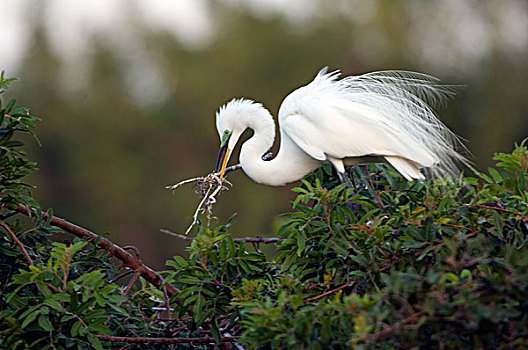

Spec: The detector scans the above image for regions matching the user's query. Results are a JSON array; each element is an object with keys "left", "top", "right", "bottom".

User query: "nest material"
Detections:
[{"left": 166, "top": 172, "right": 231, "bottom": 234}]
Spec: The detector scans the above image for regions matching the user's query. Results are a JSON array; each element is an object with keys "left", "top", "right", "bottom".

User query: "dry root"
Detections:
[{"left": 166, "top": 172, "right": 231, "bottom": 234}]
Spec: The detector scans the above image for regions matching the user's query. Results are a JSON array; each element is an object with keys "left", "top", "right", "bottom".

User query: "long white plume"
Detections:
[{"left": 312, "top": 68, "right": 474, "bottom": 178}]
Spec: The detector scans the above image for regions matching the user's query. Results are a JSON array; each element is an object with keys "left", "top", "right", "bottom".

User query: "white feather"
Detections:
[{"left": 215, "top": 68, "right": 473, "bottom": 186}]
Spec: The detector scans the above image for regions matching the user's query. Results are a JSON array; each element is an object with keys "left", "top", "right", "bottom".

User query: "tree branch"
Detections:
[
  {"left": 161, "top": 228, "right": 283, "bottom": 244},
  {"left": 96, "top": 334, "right": 240, "bottom": 344},
  {"left": 360, "top": 311, "right": 426, "bottom": 344},
  {"left": 16, "top": 204, "right": 178, "bottom": 296},
  {"left": 0, "top": 219, "right": 34, "bottom": 266},
  {"left": 304, "top": 282, "right": 353, "bottom": 302},
  {"left": 464, "top": 203, "right": 527, "bottom": 219}
]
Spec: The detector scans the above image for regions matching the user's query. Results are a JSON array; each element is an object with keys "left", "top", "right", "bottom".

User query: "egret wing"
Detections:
[{"left": 280, "top": 97, "right": 438, "bottom": 167}]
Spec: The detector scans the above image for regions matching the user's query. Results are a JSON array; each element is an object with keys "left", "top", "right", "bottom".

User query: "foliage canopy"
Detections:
[{"left": 1, "top": 74, "right": 527, "bottom": 349}]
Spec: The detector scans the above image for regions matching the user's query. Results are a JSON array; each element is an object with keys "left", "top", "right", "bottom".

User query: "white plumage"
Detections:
[{"left": 215, "top": 68, "right": 472, "bottom": 186}]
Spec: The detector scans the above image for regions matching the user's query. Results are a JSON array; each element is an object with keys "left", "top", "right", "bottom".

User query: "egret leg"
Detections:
[
  {"left": 329, "top": 157, "right": 356, "bottom": 188},
  {"left": 337, "top": 170, "right": 350, "bottom": 185},
  {"left": 328, "top": 156, "right": 360, "bottom": 213},
  {"left": 327, "top": 156, "right": 347, "bottom": 183}
]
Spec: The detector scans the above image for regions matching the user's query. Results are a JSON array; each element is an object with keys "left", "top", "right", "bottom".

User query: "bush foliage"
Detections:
[{"left": 1, "top": 74, "right": 527, "bottom": 349}]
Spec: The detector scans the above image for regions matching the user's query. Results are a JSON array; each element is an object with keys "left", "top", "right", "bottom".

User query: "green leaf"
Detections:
[
  {"left": 38, "top": 314, "right": 54, "bottom": 332},
  {"left": 401, "top": 241, "right": 427, "bottom": 249},
  {"left": 193, "top": 294, "right": 204, "bottom": 324},
  {"left": 87, "top": 333, "right": 103, "bottom": 350},
  {"left": 227, "top": 236, "right": 235, "bottom": 258},
  {"left": 2, "top": 140, "right": 24, "bottom": 147},
  {"left": 5, "top": 98, "right": 16, "bottom": 113},
  {"left": 492, "top": 211, "right": 504, "bottom": 238},
  {"left": 291, "top": 187, "right": 308, "bottom": 194},
  {"left": 178, "top": 275, "right": 203, "bottom": 284},
  {"left": 349, "top": 253, "right": 368, "bottom": 268},
  {"left": 290, "top": 294, "right": 303, "bottom": 309},
  {"left": 21, "top": 310, "right": 40, "bottom": 329},
  {"left": 83, "top": 309, "right": 106, "bottom": 321},
  {"left": 107, "top": 303, "right": 128, "bottom": 315},
  {"left": 488, "top": 167, "right": 503, "bottom": 183},
  {"left": 211, "top": 317, "right": 221, "bottom": 344},
  {"left": 296, "top": 231, "right": 306, "bottom": 257},
  {"left": 477, "top": 172, "right": 493, "bottom": 183},
  {"left": 88, "top": 323, "right": 112, "bottom": 335},
  {"left": 445, "top": 272, "right": 459, "bottom": 283},
  {"left": 70, "top": 321, "right": 85, "bottom": 337},
  {"left": 167, "top": 255, "right": 189, "bottom": 269},
  {"left": 44, "top": 298, "right": 65, "bottom": 312}
]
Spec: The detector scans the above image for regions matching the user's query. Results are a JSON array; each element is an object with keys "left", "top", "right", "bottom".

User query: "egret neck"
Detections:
[{"left": 237, "top": 113, "right": 320, "bottom": 186}]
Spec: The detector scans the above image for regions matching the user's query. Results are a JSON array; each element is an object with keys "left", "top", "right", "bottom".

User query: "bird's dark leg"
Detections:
[
  {"left": 337, "top": 170, "right": 361, "bottom": 213},
  {"left": 337, "top": 170, "right": 350, "bottom": 186}
]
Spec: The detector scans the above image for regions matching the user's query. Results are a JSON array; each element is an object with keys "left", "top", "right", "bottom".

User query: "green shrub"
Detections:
[
  {"left": 1, "top": 72, "right": 527, "bottom": 349},
  {"left": 234, "top": 147, "right": 528, "bottom": 348}
]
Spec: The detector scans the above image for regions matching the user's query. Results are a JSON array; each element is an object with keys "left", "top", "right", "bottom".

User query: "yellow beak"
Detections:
[
  {"left": 218, "top": 148, "right": 231, "bottom": 181},
  {"left": 215, "top": 130, "right": 233, "bottom": 181}
]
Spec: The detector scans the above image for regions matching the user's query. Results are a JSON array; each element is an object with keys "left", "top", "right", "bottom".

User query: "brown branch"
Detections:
[
  {"left": 0, "top": 219, "right": 34, "bottom": 266},
  {"left": 360, "top": 311, "right": 426, "bottom": 344},
  {"left": 123, "top": 272, "right": 140, "bottom": 297},
  {"left": 96, "top": 334, "right": 240, "bottom": 344},
  {"left": 163, "top": 285, "right": 172, "bottom": 320},
  {"left": 234, "top": 236, "right": 283, "bottom": 244},
  {"left": 305, "top": 282, "right": 353, "bottom": 302},
  {"left": 16, "top": 205, "right": 178, "bottom": 296},
  {"left": 161, "top": 229, "right": 283, "bottom": 244},
  {"left": 426, "top": 227, "right": 480, "bottom": 253},
  {"left": 364, "top": 164, "right": 385, "bottom": 209},
  {"left": 161, "top": 229, "right": 193, "bottom": 241},
  {"left": 464, "top": 203, "right": 526, "bottom": 218}
]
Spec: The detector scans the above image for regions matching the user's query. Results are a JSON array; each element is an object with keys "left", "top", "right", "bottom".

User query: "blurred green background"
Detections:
[{"left": 1, "top": 0, "right": 527, "bottom": 268}]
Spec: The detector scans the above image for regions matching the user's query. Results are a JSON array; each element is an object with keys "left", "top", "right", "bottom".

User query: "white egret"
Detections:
[{"left": 215, "top": 68, "right": 471, "bottom": 186}]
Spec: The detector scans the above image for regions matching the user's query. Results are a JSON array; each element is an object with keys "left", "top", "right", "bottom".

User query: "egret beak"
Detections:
[
  {"left": 215, "top": 130, "right": 233, "bottom": 181},
  {"left": 217, "top": 149, "right": 231, "bottom": 181}
]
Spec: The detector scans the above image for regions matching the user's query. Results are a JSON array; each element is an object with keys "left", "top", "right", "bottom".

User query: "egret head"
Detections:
[{"left": 214, "top": 98, "right": 274, "bottom": 179}]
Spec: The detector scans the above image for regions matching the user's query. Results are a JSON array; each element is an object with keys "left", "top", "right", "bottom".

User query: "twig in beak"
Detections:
[{"left": 166, "top": 172, "right": 232, "bottom": 234}]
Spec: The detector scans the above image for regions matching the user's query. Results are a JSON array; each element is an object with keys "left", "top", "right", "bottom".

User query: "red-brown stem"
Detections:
[
  {"left": 16, "top": 205, "right": 178, "bottom": 296},
  {"left": 123, "top": 272, "right": 140, "bottom": 297},
  {"left": 0, "top": 219, "right": 34, "bottom": 266},
  {"left": 305, "top": 282, "right": 352, "bottom": 302},
  {"left": 464, "top": 203, "right": 526, "bottom": 218},
  {"left": 364, "top": 165, "right": 385, "bottom": 209}
]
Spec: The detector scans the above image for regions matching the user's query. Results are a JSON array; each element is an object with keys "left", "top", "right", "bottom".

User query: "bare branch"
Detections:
[
  {"left": 463, "top": 203, "right": 527, "bottom": 219},
  {"left": 123, "top": 272, "right": 140, "bottom": 297},
  {"left": 161, "top": 228, "right": 283, "bottom": 244},
  {"left": 160, "top": 229, "right": 193, "bottom": 241},
  {"left": 16, "top": 204, "right": 178, "bottom": 296},
  {"left": 0, "top": 219, "right": 34, "bottom": 266},
  {"left": 304, "top": 281, "right": 353, "bottom": 302}
]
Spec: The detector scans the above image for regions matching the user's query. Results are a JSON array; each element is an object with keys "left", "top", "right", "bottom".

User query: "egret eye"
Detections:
[{"left": 220, "top": 129, "right": 232, "bottom": 147}]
